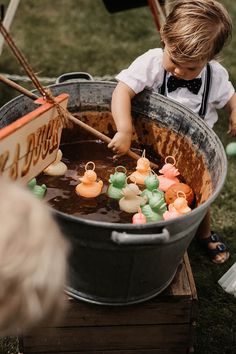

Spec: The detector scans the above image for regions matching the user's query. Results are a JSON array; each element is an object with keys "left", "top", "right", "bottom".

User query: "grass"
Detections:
[{"left": 0, "top": 0, "right": 236, "bottom": 353}]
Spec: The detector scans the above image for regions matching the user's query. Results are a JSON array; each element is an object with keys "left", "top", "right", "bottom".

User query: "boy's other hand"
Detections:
[
  {"left": 226, "top": 94, "right": 236, "bottom": 136},
  {"left": 227, "top": 113, "right": 236, "bottom": 136}
]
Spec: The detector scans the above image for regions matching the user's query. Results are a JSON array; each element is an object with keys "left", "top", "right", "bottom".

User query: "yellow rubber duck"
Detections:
[
  {"left": 75, "top": 161, "right": 103, "bottom": 198},
  {"left": 43, "top": 149, "right": 68, "bottom": 176},
  {"left": 130, "top": 150, "right": 151, "bottom": 185}
]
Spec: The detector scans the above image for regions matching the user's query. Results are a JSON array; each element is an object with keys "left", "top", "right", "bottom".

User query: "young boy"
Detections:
[{"left": 108, "top": 0, "right": 236, "bottom": 264}]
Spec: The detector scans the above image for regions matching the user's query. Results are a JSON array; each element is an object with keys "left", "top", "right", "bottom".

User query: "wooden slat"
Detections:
[
  {"left": 183, "top": 253, "right": 198, "bottom": 325},
  {"left": 166, "top": 259, "right": 192, "bottom": 297},
  {"left": 60, "top": 298, "right": 192, "bottom": 327},
  {"left": 183, "top": 253, "right": 197, "bottom": 300},
  {"left": 22, "top": 324, "right": 190, "bottom": 353},
  {"left": 21, "top": 349, "right": 187, "bottom": 354}
]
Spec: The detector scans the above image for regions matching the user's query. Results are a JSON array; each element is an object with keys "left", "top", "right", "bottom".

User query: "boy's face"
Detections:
[{"left": 163, "top": 47, "right": 207, "bottom": 80}]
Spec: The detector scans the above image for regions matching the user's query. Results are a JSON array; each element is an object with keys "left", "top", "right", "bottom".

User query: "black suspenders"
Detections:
[
  {"left": 160, "top": 69, "right": 167, "bottom": 96},
  {"left": 199, "top": 63, "right": 212, "bottom": 118},
  {"left": 159, "top": 63, "right": 212, "bottom": 119}
]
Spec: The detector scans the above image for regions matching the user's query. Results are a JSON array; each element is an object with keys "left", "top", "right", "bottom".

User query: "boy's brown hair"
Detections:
[{"left": 160, "top": 0, "right": 232, "bottom": 64}]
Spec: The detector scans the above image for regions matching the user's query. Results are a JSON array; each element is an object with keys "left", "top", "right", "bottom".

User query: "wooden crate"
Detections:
[{"left": 20, "top": 253, "right": 197, "bottom": 354}]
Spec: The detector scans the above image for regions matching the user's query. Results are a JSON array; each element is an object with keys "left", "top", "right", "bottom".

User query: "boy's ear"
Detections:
[
  {"left": 160, "top": 38, "right": 165, "bottom": 49},
  {"left": 159, "top": 32, "right": 165, "bottom": 48}
]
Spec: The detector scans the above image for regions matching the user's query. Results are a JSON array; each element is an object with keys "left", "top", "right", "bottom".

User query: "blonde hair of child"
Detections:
[
  {"left": 0, "top": 179, "right": 69, "bottom": 335},
  {"left": 160, "top": 0, "right": 232, "bottom": 63}
]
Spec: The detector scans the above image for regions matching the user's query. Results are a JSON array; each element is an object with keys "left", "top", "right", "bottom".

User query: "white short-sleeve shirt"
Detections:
[{"left": 116, "top": 48, "right": 235, "bottom": 128}]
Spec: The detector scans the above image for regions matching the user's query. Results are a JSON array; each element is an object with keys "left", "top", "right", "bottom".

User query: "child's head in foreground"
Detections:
[
  {"left": 160, "top": 0, "right": 232, "bottom": 80},
  {"left": 0, "top": 178, "right": 69, "bottom": 335}
]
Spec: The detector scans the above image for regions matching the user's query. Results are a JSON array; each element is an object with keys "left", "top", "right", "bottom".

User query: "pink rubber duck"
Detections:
[
  {"left": 163, "top": 191, "right": 191, "bottom": 220},
  {"left": 157, "top": 156, "right": 180, "bottom": 192},
  {"left": 130, "top": 150, "right": 151, "bottom": 185},
  {"left": 75, "top": 161, "right": 103, "bottom": 198},
  {"left": 132, "top": 208, "right": 147, "bottom": 224}
]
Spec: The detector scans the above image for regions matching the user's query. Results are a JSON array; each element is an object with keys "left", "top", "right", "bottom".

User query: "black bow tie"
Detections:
[{"left": 167, "top": 75, "right": 202, "bottom": 95}]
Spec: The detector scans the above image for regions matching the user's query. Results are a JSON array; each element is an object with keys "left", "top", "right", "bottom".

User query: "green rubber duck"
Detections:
[
  {"left": 141, "top": 190, "right": 167, "bottom": 222},
  {"left": 28, "top": 178, "right": 47, "bottom": 199},
  {"left": 107, "top": 166, "right": 127, "bottom": 200},
  {"left": 141, "top": 173, "right": 164, "bottom": 202}
]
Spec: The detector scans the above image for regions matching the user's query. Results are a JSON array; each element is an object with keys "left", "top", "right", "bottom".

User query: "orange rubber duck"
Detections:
[
  {"left": 163, "top": 191, "right": 191, "bottom": 220},
  {"left": 157, "top": 156, "right": 180, "bottom": 192},
  {"left": 130, "top": 150, "right": 151, "bottom": 185},
  {"left": 75, "top": 161, "right": 103, "bottom": 198}
]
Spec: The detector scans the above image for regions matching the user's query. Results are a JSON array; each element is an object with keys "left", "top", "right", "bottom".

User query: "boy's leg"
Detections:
[
  {"left": 196, "top": 208, "right": 211, "bottom": 238},
  {"left": 196, "top": 209, "right": 229, "bottom": 264}
]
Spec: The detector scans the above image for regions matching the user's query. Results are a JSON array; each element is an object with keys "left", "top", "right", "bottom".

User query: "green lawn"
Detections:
[{"left": 0, "top": 1, "right": 236, "bottom": 353}]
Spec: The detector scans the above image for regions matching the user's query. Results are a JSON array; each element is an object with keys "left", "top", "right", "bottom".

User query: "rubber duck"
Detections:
[
  {"left": 165, "top": 182, "right": 194, "bottom": 206},
  {"left": 28, "top": 178, "right": 47, "bottom": 199},
  {"left": 119, "top": 182, "right": 145, "bottom": 213},
  {"left": 75, "top": 161, "right": 103, "bottom": 198},
  {"left": 107, "top": 166, "right": 127, "bottom": 200},
  {"left": 163, "top": 191, "right": 191, "bottom": 220},
  {"left": 141, "top": 171, "right": 164, "bottom": 202},
  {"left": 163, "top": 204, "right": 180, "bottom": 221},
  {"left": 132, "top": 208, "right": 147, "bottom": 224},
  {"left": 43, "top": 149, "right": 68, "bottom": 176},
  {"left": 130, "top": 150, "right": 151, "bottom": 185},
  {"left": 157, "top": 156, "right": 180, "bottom": 192},
  {"left": 141, "top": 190, "right": 167, "bottom": 222}
]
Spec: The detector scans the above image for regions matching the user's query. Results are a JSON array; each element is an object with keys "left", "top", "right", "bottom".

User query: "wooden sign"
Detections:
[{"left": 0, "top": 93, "right": 69, "bottom": 183}]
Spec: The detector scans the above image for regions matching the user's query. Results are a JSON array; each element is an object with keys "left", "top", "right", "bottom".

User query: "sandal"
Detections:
[{"left": 199, "top": 232, "right": 230, "bottom": 264}]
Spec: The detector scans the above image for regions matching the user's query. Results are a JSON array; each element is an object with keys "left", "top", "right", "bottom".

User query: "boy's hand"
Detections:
[{"left": 108, "top": 131, "right": 132, "bottom": 156}]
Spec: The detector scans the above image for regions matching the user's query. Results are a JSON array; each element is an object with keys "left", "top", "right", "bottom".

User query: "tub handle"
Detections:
[
  {"left": 111, "top": 228, "right": 170, "bottom": 245},
  {"left": 55, "top": 72, "right": 94, "bottom": 84}
]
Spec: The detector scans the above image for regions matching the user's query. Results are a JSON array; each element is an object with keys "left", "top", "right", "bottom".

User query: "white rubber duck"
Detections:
[
  {"left": 43, "top": 149, "right": 68, "bottom": 176},
  {"left": 119, "top": 181, "right": 145, "bottom": 214}
]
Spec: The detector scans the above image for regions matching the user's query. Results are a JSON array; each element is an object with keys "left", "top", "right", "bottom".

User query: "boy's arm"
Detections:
[
  {"left": 226, "top": 92, "right": 236, "bottom": 136},
  {"left": 108, "top": 81, "right": 136, "bottom": 156}
]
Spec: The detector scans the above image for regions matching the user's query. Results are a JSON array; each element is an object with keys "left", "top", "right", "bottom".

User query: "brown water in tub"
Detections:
[{"left": 37, "top": 140, "right": 162, "bottom": 223}]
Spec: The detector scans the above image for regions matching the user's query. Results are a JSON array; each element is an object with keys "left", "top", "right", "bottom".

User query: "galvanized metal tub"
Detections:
[{"left": 0, "top": 81, "right": 227, "bottom": 305}]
